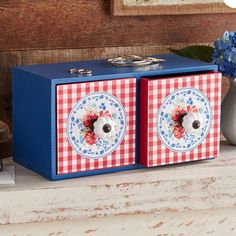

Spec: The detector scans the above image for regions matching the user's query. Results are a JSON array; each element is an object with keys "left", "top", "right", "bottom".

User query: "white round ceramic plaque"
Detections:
[
  {"left": 157, "top": 88, "right": 212, "bottom": 152},
  {"left": 67, "top": 92, "right": 126, "bottom": 159}
]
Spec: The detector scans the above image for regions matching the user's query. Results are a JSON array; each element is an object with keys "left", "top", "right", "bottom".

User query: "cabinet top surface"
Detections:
[{"left": 13, "top": 54, "right": 217, "bottom": 81}]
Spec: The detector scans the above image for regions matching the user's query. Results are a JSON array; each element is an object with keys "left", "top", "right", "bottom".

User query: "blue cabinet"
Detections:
[{"left": 12, "top": 54, "right": 220, "bottom": 180}]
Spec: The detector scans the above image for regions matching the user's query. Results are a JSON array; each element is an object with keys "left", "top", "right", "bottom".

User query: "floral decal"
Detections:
[
  {"left": 157, "top": 88, "right": 212, "bottom": 152},
  {"left": 82, "top": 110, "right": 112, "bottom": 145},
  {"left": 85, "top": 130, "right": 97, "bottom": 145},
  {"left": 171, "top": 106, "right": 186, "bottom": 123},
  {"left": 82, "top": 112, "right": 99, "bottom": 129},
  {"left": 171, "top": 105, "right": 199, "bottom": 139},
  {"left": 99, "top": 110, "right": 112, "bottom": 118},
  {"left": 173, "top": 125, "right": 185, "bottom": 139},
  {"left": 187, "top": 105, "right": 198, "bottom": 112},
  {"left": 67, "top": 92, "right": 126, "bottom": 159}
]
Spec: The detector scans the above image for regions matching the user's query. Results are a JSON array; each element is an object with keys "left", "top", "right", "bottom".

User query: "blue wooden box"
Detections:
[{"left": 12, "top": 54, "right": 219, "bottom": 180}]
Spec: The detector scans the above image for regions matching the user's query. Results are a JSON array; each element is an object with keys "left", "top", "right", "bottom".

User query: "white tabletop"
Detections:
[{"left": 0, "top": 141, "right": 236, "bottom": 235}]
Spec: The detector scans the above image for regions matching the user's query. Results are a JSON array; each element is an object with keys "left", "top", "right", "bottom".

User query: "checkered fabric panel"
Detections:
[
  {"left": 143, "top": 72, "right": 222, "bottom": 167},
  {"left": 56, "top": 78, "right": 136, "bottom": 174}
]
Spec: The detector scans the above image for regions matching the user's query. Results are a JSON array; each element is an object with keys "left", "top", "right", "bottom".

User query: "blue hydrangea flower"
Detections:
[{"left": 212, "top": 31, "right": 236, "bottom": 78}]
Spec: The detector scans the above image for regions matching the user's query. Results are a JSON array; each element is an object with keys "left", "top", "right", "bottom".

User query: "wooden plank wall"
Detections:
[{"left": 0, "top": 0, "right": 235, "bottom": 126}]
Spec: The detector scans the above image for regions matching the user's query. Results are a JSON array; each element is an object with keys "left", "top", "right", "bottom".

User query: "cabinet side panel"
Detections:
[{"left": 12, "top": 69, "right": 52, "bottom": 179}]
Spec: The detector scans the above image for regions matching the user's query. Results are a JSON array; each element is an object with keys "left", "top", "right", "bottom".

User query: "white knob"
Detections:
[
  {"left": 182, "top": 112, "right": 202, "bottom": 135},
  {"left": 93, "top": 117, "right": 115, "bottom": 140}
]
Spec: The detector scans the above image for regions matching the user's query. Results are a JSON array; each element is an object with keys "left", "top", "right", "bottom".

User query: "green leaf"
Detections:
[{"left": 169, "top": 45, "right": 214, "bottom": 63}]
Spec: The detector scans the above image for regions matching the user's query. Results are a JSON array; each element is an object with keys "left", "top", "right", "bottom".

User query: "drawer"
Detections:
[
  {"left": 140, "top": 72, "right": 222, "bottom": 167},
  {"left": 56, "top": 78, "right": 136, "bottom": 175}
]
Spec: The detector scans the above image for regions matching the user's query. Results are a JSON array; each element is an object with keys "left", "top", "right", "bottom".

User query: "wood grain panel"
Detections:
[
  {"left": 0, "top": 0, "right": 235, "bottom": 50},
  {"left": 0, "top": 44, "right": 228, "bottom": 127},
  {"left": 0, "top": 44, "right": 176, "bottom": 126}
]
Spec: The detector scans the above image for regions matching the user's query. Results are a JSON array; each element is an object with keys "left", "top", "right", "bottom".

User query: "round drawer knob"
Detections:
[
  {"left": 93, "top": 117, "right": 115, "bottom": 140},
  {"left": 181, "top": 112, "right": 202, "bottom": 135},
  {"left": 103, "top": 123, "right": 112, "bottom": 133}
]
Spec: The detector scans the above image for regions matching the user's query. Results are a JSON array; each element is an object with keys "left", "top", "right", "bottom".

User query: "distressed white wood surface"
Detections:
[
  {"left": 0, "top": 208, "right": 236, "bottom": 236},
  {"left": 0, "top": 142, "right": 236, "bottom": 233}
]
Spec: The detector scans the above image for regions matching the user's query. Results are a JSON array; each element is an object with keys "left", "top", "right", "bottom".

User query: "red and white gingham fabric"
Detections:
[
  {"left": 56, "top": 78, "right": 136, "bottom": 174},
  {"left": 140, "top": 72, "right": 222, "bottom": 167}
]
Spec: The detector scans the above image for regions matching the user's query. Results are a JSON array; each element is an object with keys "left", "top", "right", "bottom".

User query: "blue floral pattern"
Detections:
[
  {"left": 157, "top": 88, "right": 212, "bottom": 152},
  {"left": 67, "top": 92, "right": 127, "bottom": 159}
]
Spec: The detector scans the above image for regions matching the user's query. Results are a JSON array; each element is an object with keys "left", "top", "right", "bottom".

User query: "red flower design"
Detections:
[
  {"left": 82, "top": 112, "right": 99, "bottom": 128},
  {"left": 187, "top": 105, "right": 198, "bottom": 112},
  {"left": 99, "top": 110, "right": 112, "bottom": 118},
  {"left": 173, "top": 125, "right": 185, "bottom": 139},
  {"left": 85, "top": 130, "right": 97, "bottom": 145},
  {"left": 171, "top": 106, "right": 186, "bottom": 122}
]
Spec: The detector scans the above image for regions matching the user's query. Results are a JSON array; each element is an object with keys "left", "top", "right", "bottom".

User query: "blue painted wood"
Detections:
[
  {"left": 14, "top": 54, "right": 218, "bottom": 81},
  {"left": 12, "top": 69, "right": 53, "bottom": 179},
  {"left": 12, "top": 54, "right": 218, "bottom": 180}
]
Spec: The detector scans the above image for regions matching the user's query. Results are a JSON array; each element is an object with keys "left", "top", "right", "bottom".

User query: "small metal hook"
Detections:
[
  {"left": 67, "top": 68, "right": 78, "bottom": 74},
  {"left": 67, "top": 68, "right": 92, "bottom": 76}
]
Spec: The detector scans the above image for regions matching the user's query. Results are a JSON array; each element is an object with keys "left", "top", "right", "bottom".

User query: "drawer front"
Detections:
[
  {"left": 56, "top": 78, "right": 136, "bottom": 175},
  {"left": 140, "top": 72, "right": 222, "bottom": 167}
]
